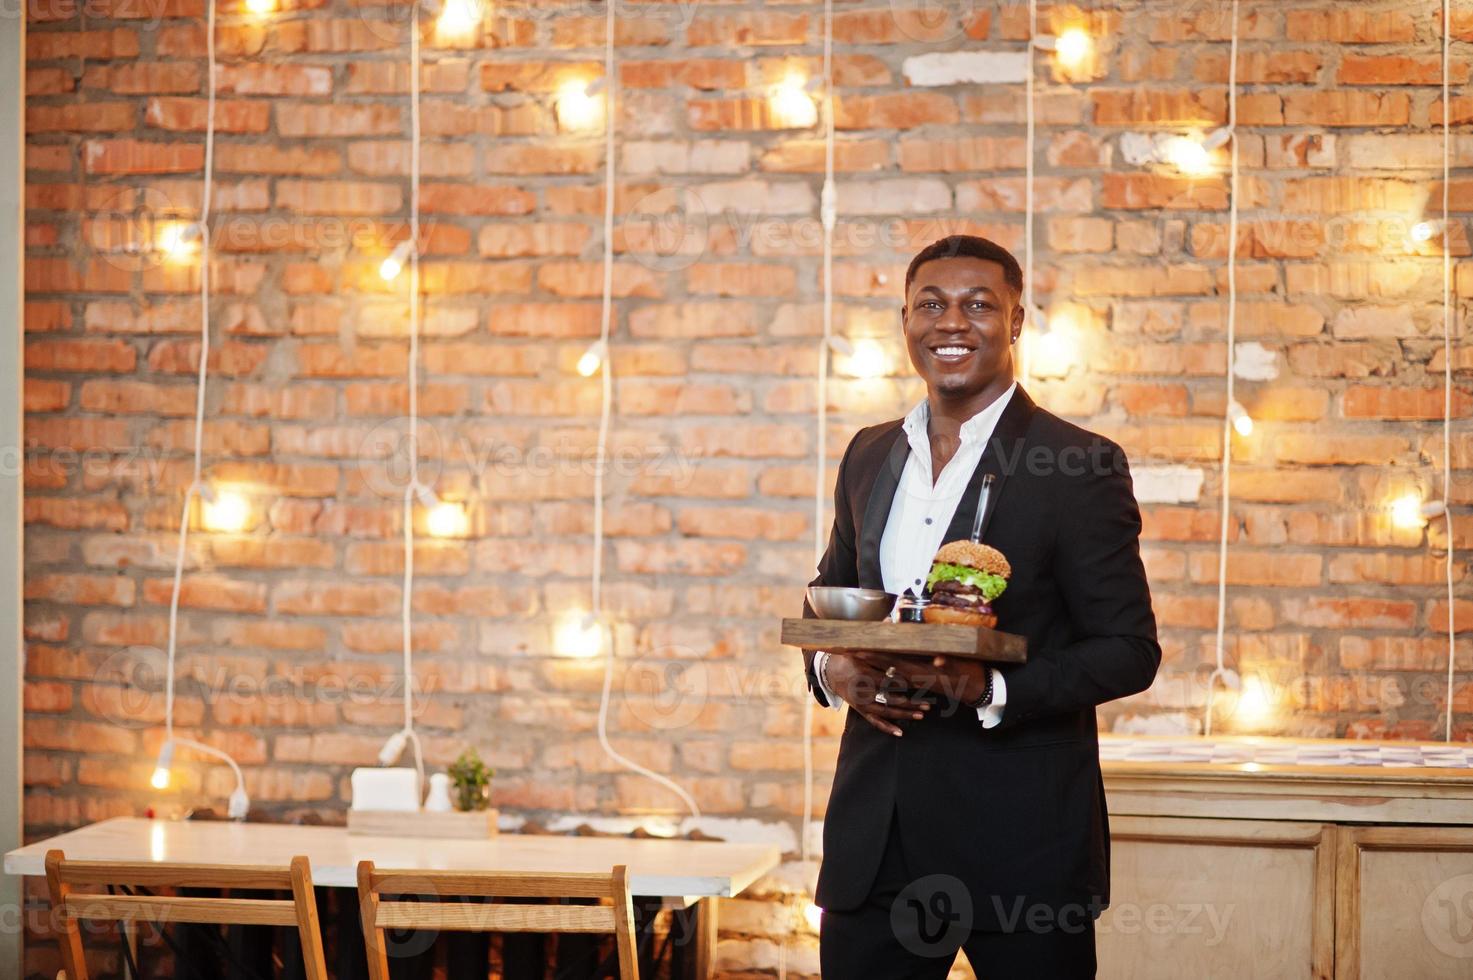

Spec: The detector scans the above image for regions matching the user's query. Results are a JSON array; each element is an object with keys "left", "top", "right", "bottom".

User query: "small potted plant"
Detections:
[{"left": 447, "top": 747, "right": 493, "bottom": 812}]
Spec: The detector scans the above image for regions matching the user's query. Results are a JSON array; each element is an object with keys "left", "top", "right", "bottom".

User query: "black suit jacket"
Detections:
[{"left": 804, "top": 386, "right": 1160, "bottom": 927}]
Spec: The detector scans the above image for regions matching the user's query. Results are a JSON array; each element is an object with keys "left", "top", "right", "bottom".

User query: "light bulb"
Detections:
[
  {"left": 576, "top": 340, "right": 606, "bottom": 377},
  {"left": 1165, "top": 136, "right": 1213, "bottom": 176},
  {"left": 379, "top": 240, "right": 413, "bottom": 282},
  {"left": 378, "top": 730, "right": 408, "bottom": 766},
  {"left": 803, "top": 901, "right": 823, "bottom": 931},
  {"left": 555, "top": 613, "right": 603, "bottom": 659},
  {"left": 1032, "top": 329, "right": 1073, "bottom": 379},
  {"left": 245, "top": 0, "right": 274, "bottom": 13},
  {"left": 201, "top": 488, "right": 250, "bottom": 533},
  {"left": 1228, "top": 400, "right": 1253, "bottom": 437},
  {"left": 770, "top": 72, "right": 818, "bottom": 129},
  {"left": 1055, "top": 27, "right": 1092, "bottom": 69},
  {"left": 1233, "top": 674, "right": 1276, "bottom": 731},
  {"left": 1410, "top": 220, "right": 1446, "bottom": 244},
  {"left": 436, "top": 0, "right": 482, "bottom": 38},
  {"left": 557, "top": 79, "right": 603, "bottom": 131},
  {"left": 158, "top": 221, "right": 202, "bottom": 262},
  {"left": 1390, "top": 491, "right": 1446, "bottom": 529},
  {"left": 150, "top": 741, "right": 175, "bottom": 790},
  {"left": 844, "top": 339, "right": 889, "bottom": 379},
  {"left": 426, "top": 501, "right": 469, "bottom": 538}
]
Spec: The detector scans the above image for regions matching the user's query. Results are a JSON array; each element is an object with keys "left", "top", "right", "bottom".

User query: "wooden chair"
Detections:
[
  {"left": 356, "top": 861, "right": 639, "bottom": 980},
  {"left": 43, "top": 849, "right": 329, "bottom": 980}
]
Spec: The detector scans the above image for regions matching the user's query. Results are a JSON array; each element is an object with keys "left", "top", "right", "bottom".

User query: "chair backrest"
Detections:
[
  {"left": 44, "top": 849, "right": 328, "bottom": 980},
  {"left": 355, "top": 861, "right": 639, "bottom": 980}
]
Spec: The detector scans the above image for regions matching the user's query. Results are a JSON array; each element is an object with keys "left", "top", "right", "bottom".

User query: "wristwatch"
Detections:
[{"left": 964, "top": 668, "right": 995, "bottom": 709}]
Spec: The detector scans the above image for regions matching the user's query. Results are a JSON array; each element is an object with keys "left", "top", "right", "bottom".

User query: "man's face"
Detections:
[{"left": 901, "top": 256, "right": 1023, "bottom": 399}]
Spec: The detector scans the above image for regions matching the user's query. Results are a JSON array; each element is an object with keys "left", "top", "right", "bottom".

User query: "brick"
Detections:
[
  {"left": 1283, "top": 92, "right": 1411, "bottom": 128},
  {"left": 687, "top": 13, "right": 807, "bottom": 47},
  {"left": 1343, "top": 384, "right": 1472, "bottom": 419}
]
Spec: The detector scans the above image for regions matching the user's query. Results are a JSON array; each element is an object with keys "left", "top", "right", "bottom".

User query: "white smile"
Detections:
[{"left": 930, "top": 346, "right": 974, "bottom": 359}]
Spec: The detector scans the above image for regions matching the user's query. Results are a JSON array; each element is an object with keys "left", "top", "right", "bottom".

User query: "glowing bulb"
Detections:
[
  {"left": 150, "top": 741, "right": 174, "bottom": 791},
  {"left": 1390, "top": 492, "right": 1446, "bottom": 529},
  {"left": 379, "top": 240, "right": 412, "bottom": 282},
  {"left": 1165, "top": 136, "right": 1213, "bottom": 176},
  {"left": 1055, "top": 27, "right": 1092, "bottom": 69},
  {"left": 436, "top": 0, "right": 482, "bottom": 38},
  {"left": 426, "top": 501, "right": 469, "bottom": 538},
  {"left": 158, "top": 221, "right": 201, "bottom": 262},
  {"left": 555, "top": 613, "right": 603, "bottom": 659},
  {"left": 202, "top": 488, "right": 250, "bottom": 533},
  {"left": 1228, "top": 401, "right": 1253, "bottom": 437},
  {"left": 245, "top": 0, "right": 274, "bottom": 13},
  {"left": 557, "top": 79, "right": 603, "bottom": 131},
  {"left": 845, "top": 339, "right": 889, "bottom": 379},
  {"left": 1233, "top": 674, "right": 1276, "bottom": 731},
  {"left": 770, "top": 72, "right": 818, "bottom": 129},
  {"left": 803, "top": 901, "right": 823, "bottom": 931},
  {"left": 1034, "top": 330, "right": 1073, "bottom": 377},
  {"left": 1410, "top": 220, "right": 1445, "bottom": 244},
  {"left": 576, "top": 340, "right": 606, "bottom": 377}
]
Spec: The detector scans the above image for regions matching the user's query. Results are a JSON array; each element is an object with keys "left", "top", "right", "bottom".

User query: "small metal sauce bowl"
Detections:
[{"left": 806, "top": 586, "right": 898, "bottom": 621}]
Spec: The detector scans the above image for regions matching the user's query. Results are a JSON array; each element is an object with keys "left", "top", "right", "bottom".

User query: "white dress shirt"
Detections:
[{"left": 815, "top": 383, "right": 1015, "bottom": 727}]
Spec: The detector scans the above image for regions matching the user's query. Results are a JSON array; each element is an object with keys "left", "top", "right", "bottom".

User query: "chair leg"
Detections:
[{"left": 44, "top": 851, "right": 87, "bottom": 980}]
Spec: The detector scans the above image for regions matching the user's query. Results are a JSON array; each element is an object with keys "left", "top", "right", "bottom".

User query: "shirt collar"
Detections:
[{"left": 901, "top": 382, "right": 1018, "bottom": 445}]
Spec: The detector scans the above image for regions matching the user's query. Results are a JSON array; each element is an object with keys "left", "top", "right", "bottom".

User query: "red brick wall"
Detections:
[{"left": 18, "top": 0, "right": 1473, "bottom": 972}]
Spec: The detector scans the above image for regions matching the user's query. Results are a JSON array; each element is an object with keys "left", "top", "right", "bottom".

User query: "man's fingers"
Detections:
[
  {"left": 858, "top": 712, "right": 903, "bottom": 737},
  {"left": 857, "top": 703, "right": 927, "bottom": 723}
]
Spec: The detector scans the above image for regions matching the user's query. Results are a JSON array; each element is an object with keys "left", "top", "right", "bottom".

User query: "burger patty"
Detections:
[{"left": 927, "top": 579, "right": 993, "bottom": 612}]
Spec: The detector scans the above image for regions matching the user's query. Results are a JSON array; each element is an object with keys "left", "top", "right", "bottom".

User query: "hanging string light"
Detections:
[
  {"left": 1437, "top": 0, "right": 1458, "bottom": 741},
  {"left": 153, "top": 0, "right": 249, "bottom": 819},
  {"left": 377, "top": 0, "right": 427, "bottom": 799},
  {"left": 581, "top": 0, "right": 700, "bottom": 821},
  {"left": 1204, "top": 0, "right": 1241, "bottom": 737}
]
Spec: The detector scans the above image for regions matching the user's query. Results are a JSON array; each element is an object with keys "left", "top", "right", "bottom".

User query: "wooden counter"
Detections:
[{"left": 1095, "top": 735, "right": 1473, "bottom": 980}]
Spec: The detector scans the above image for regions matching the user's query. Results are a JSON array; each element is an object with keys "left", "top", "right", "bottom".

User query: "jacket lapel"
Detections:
[
  {"left": 941, "top": 385, "right": 1037, "bottom": 547},
  {"left": 856, "top": 425, "right": 910, "bottom": 589}
]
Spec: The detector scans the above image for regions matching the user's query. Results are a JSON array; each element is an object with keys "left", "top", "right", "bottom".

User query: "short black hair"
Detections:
[{"left": 904, "top": 235, "right": 1024, "bottom": 300}]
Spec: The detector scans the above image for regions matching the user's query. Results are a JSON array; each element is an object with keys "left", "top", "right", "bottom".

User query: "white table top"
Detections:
[{"left": 4, "top": 817, "right": 781, "bottom": 903}]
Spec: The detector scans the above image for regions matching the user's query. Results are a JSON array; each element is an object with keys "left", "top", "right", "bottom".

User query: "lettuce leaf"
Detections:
[{"left": 925, "top": 562, "right": 1008, "bottom": 602}]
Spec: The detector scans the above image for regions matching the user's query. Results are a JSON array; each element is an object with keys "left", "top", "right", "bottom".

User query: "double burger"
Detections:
[{"left": 921, "top": 539, "right": 1011, "bottom": 629}]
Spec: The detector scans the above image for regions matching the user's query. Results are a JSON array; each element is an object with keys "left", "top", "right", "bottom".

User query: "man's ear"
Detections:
[
  {"left": 1009, "top": 302, "right": 1025, "bottom": 342},
  {"left": 898, "top": 303, "right": 908, "bottom": 334}
]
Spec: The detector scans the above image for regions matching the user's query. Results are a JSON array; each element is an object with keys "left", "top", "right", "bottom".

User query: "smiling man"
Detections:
[{"left": 803, "top": 235, "right": 1161, "bottom": 978}]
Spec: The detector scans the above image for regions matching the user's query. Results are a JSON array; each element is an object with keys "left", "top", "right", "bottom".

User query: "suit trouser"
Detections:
[{"left": 819, "top": 810, "right": 1096, "bottom": 979}]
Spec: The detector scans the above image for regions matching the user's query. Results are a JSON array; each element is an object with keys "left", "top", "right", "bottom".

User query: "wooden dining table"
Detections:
[{"left": 6, "top": 816, "right": 783, "bottom": 979}]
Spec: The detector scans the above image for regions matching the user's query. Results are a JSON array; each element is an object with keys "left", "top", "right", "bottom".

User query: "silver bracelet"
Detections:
[{"left": 817, "top": 652, "right": 833, "bottom": 694}]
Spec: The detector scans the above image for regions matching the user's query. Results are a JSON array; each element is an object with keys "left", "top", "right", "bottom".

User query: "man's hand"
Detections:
[
  {"left": 823, "top": 652, "right": 932, "bottom": 736},
  {"left": 849, "top": 652, "right": 993, "bottom": 708}
]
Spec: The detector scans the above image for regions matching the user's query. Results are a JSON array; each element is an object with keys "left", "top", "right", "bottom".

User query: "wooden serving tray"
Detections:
[{"left": 780, "top": 618, "right": 1027, "bottom": 663}]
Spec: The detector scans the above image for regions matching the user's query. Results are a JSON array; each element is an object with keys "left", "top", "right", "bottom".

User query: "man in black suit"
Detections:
[{"left": 805, "top": 235, "right": 1160, "bottom": 978}]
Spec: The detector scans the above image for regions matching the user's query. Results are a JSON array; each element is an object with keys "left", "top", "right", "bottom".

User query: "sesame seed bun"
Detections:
[
  {"left": 922, "top": 604, "right": 998, "bottom": 629},
  {"left": 932, "top": 540, "right": 1011, "bottom": 579}
]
